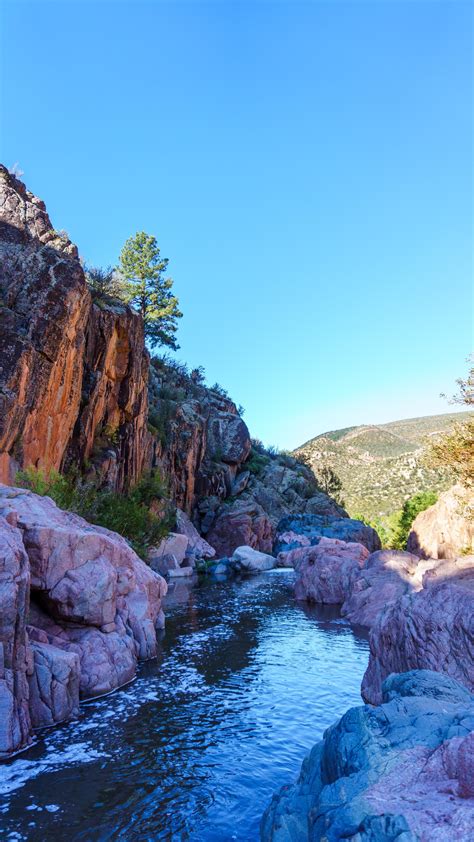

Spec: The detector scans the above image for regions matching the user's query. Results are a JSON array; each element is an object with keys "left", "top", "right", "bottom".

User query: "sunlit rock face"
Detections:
[
  {"left": 340, "top": 549, "right": 436, "bottom": 628},
  {"left": 261, "top": 670, "right": 474, "bottom": 842},
  {"left": 407, "top": 484, "right": 474, "bottom": 560},
  {"left": 0, "top": 165, "right": 90, "bottom": 484},
  {"left": 0, "top": 485, "right": 167, "bottom": 759},
  {"left": 0, "top": 165, "right": 151, "bottom": 493}
]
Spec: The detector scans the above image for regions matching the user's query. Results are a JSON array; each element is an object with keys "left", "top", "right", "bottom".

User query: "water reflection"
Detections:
[{"left": 0, "top": 571, "right": 369, "bottom": 841}]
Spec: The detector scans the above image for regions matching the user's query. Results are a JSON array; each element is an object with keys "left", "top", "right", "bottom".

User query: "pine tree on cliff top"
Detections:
[{"left": 119, "top": 231, "right": 182, "bottom": 350}]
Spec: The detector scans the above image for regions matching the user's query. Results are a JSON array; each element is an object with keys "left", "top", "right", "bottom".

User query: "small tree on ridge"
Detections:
[{"left": 119, "top": 231, "right": 182, "bottom": 349}]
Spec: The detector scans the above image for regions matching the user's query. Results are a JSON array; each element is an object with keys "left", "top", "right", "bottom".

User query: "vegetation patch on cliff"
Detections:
[{"left": 16, "top": 467, "right": 174, "bottom": 560}]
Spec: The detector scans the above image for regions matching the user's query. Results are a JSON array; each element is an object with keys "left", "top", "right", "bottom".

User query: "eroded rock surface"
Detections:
[
  {"left": 293, "top": 538, "right": 370, "bottom": 604},
  {"left": 362, "top": 571, "right": 474, "bottom": 705},
  {"left": 261, "top": 670, "right": 474, "bottom": 842},
  {"left": 0, "top": 165, "right": 151, "bottom": 493},
  {"left": 0, "top": 513, "right": 31, "bottom": 757},
  {"left": 341, "top": 549, "right": 436, "bottom": 628},
  {"left": 0, "top": 485, "right": 167, "bottom": 757},
  {"left": 275, "top": 513, "right": 380, "bottom": 555},
  {"left": 205, "top": 498, "right": 275, "bottom": 557},
  {"left": 0, "top": 165, "right": 90, "bottom": 484}
]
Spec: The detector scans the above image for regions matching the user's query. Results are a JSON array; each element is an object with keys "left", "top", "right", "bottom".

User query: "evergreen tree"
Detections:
[{"left": 119, "top": 232, "right": 182, "bottom": 349}]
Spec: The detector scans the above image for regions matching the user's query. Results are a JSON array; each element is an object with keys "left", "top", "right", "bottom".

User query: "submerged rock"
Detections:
[{"left": 261, "top": 670, "right": 474, "bottom": 842}]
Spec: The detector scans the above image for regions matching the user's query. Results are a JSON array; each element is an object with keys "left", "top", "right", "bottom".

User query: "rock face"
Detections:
[
  {"left": 148, "top": 360, "right": 252, "bottom": 517},
  {"left": 407, "top": 484, "right": 474, "bottom": 560},
  {"left": 0, "top": 513, "right": 31, "bottom": 759},
  {"left": 175, "top": 509, "right": 215, "bottom": 559},
  {"left": 341, "top": 549, "right": 435, "bottom": 628},
  {"left": 275, "top": 513, "right": 381, "bottom": 555},
  {"left": 0, "top": 485, "right": 166, "bottom": 758},
  {"left": 64, "top": 301, "right": 152, "bottom": 491},
  {"left": 205, "top": 498, "right": 274, "bottom": 557},
  {"left": 293, "top": 538, "right": 370, "bottom": 604},
  {"left": 261, "top": 670, "right": 474, "bottom": 842},
  {"left": 362, "top": 570, "right": 474, "bottom": 705},
  {"left": 0, "top": 165, "right": 151, "bottom": 493},
  {"left": 0, "top": 166, "right": 90, "bottom": 484}
]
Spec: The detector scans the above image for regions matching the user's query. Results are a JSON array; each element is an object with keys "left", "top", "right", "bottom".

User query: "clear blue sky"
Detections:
[{"left": 1, "top": 1, "right": 472, "bottom": 448}]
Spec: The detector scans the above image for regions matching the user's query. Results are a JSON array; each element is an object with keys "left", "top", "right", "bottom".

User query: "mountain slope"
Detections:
[{"left": 295, "top": 411, "right": 472, "bottom": 519}]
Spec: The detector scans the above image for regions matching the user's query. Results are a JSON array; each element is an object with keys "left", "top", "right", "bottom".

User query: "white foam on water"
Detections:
[{"left": 0, "top": 742, "right": 109, "bottom": 797}]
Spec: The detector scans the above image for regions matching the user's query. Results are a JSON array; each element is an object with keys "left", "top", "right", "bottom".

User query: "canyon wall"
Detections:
[
  {"left": 0, "top": 166, "right": 354, "bottom": 556},
  {"left": 0, "top": 165, "right": 150, "bottom": 492}
]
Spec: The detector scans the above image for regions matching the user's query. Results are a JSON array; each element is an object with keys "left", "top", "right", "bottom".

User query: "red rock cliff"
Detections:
[{"left": 0, "top": 165, "right": 150, "bottom": 491}]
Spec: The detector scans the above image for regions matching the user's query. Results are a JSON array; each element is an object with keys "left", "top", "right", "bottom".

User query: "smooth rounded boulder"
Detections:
[{"left": 231, "top": 545, "right": 276, "bottom": 572}]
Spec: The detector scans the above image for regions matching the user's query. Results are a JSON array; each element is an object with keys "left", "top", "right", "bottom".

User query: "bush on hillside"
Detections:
[{"left": 429, "top": 357, "right": 474, "bottom": 488}]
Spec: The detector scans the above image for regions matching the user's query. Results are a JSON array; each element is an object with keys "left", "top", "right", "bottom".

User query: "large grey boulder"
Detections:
[
  {"left": 231, "top": 546, "right": 276, "bottom": 572},
  {"left": 275, "top": 513, "right": 380, "bottom": 555},
  {"left": 261, "top": 670, "right": 474, "bottom": 842}
]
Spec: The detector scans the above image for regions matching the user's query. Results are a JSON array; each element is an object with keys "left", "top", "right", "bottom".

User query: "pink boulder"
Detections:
[
  {"left": 0, "top": 485, "right": 168, "bottom": 756},
  {"left": 294, "top": 537, "right": 369, "bottom": 604},
  {"left": 206, "top": 499, "right": 274, "bottom": 558},
  {"left": 341, "top": 549, "right": 436, "bottom": 628},
  {"left": 407, "top": 484, "right": 474, "bottom": 560},
  {"left": 362, "top": 573, "right": 474, "bottom": 704},
  {"left": 0, "top": 514, "right": 31, "bottom": 758}
]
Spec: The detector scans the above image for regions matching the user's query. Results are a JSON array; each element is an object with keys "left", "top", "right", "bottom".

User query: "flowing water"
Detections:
[{"left": 0, "top": 571, "right": 369, "bottom": 841}]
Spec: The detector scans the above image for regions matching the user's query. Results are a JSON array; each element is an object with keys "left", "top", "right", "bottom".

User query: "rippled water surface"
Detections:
[{"left": 0, "top": 571, "right": 369, "bottom": 841}]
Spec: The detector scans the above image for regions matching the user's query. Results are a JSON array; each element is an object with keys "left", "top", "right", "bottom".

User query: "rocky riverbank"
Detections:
[
  {"left": 261, "top": 670, "right": 474, "bottom": 841},
  {"left": 261, "top": 489, "right": 474, "bottom": 840}
]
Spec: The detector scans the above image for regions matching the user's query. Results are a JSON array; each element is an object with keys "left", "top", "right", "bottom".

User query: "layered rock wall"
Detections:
[{"left": 0, "top": 166, "right": 151, "bottom": 493}]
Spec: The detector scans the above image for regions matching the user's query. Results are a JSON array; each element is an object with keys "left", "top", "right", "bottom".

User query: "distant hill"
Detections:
[{"left": 294, "top": 411, "right": 472, "bottom": 520}]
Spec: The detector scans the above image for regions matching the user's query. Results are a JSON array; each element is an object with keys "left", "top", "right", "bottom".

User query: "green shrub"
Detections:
[
  {"left": 244, "top": 447, "right": 270, "bottom": 476},
  {"left": 393, "top": 491, "right": 438, "bottom": 549},
  {"left": 16, "top": 467, "right": 173, "bottom": 560}
]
